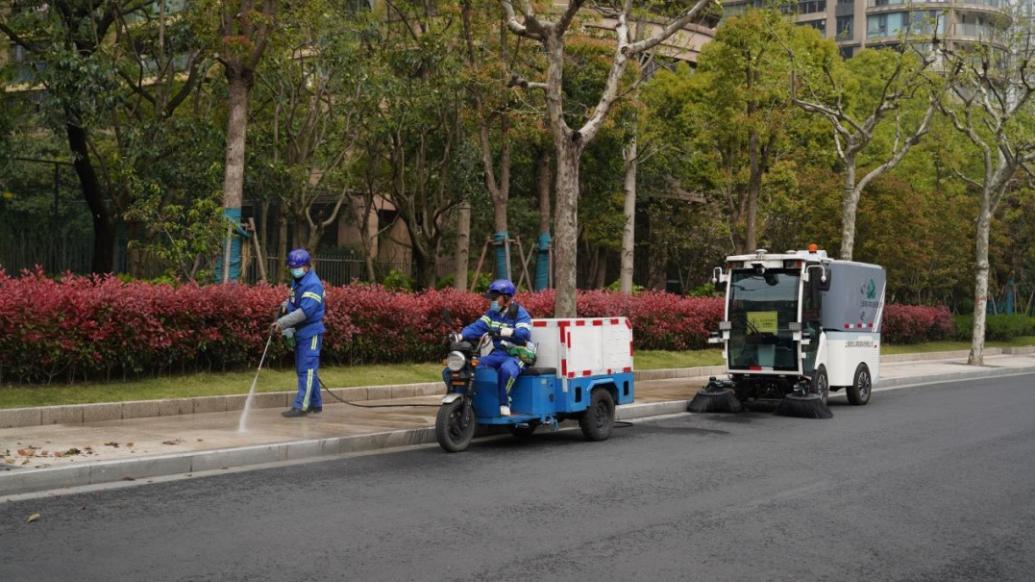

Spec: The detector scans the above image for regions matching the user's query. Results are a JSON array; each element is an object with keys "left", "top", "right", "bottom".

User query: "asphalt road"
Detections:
[{"left": 3, "top": 374, "right": 1035, "bottom": 582}]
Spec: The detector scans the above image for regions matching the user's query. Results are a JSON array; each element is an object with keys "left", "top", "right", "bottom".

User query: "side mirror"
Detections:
[{"left": 712, "top": 267, "right": 728, "bottom": 293}]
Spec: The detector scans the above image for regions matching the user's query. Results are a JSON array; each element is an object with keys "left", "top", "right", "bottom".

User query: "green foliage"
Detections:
[
  {"left": 954, "top": 315, "right": 1035, "bottom": 341},
  {"left": 382, "top": 269, "right": 414, "bottom": 291}
]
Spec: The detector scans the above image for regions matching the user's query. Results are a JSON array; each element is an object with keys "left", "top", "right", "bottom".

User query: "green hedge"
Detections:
[{"left": 954, "top": 314, "right": 1035, "bottom": 341}]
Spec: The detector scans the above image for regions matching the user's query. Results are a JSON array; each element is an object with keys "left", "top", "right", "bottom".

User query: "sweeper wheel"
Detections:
[
  {"left": 814, "top": 365, "right": 830, "bottom": 405},
  {"left": 846, "top": 363, "right": 872, "bottom": 406}
]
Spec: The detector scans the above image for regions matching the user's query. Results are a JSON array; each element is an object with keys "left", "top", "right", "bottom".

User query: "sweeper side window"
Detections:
[{"left": 728, "top": 269, "right": 800, "bottom": 372}]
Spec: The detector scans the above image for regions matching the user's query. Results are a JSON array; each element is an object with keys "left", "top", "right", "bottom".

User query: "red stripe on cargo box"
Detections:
[
  {"left": 533, "top": 321, "right": 547, "bottom": 328},
  {"left": 561, "top": 359, "right": 567, "bottom": 376},
  {"left": 592, "top": 320, "right": 602, "bottom": 326},
  {"left": 622, "top": 367, "right": 632, "bottom": 373},
  {"left": 610, "top": 318, "right": 620, "bottom": 324},
  {"left": 568, "top": 373, "right": 575, "bottom": 379},
  {"left": 624, "top": 319, "right": 632, "bottom": 329},
  {"left": 575, "top": 320, "right": 586, "bottom": 326},
  {"left": 582, "top": 370, "right": 592, "bottom": 376},
  {"left": 630, "top": 341, "right": 634, "bottom": 356}
]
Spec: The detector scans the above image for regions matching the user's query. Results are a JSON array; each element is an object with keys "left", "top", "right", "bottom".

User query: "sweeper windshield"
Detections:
[{"left": 728, "top": 269, "right": 800, "bottom": 372}]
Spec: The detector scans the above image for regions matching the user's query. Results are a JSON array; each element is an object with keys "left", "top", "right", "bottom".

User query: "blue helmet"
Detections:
[
  {"left": 287, "top": 248, "right": 311, "bottom": 268},
  {"left": 486, "top": 279, "right": 516, "bottom": 298}
]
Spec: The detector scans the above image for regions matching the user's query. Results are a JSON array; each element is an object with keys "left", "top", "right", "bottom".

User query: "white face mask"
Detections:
[{"left": 290, "top": 267, "right": 306, "bottom": 279}]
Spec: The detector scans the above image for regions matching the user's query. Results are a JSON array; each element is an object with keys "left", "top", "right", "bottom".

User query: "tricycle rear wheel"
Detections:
[
  {"left": 435, "top": 399, "right": 476, "bottom": 452},
  {"left": 579, "top": 389, "right": 615, "bottom": 441}
]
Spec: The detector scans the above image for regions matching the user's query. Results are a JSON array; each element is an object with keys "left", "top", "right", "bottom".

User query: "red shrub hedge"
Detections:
[
  {"left": 881, "top": 304, "right": 955, "bottom": 344},
  {"left": 0, "top": 269, "right": 951, "bottom": 384}
]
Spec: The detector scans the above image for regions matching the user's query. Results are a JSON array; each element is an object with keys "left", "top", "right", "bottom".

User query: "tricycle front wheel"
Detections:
[
  {"left": 435, "top": 399, "right": 476, "bottom": 452},
  {"left": 579, "top": 389, "right": 615, "bottom": 441}
]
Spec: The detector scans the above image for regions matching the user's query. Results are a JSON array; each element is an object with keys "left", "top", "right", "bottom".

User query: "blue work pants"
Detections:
[
  {"left": 479, "top": 350, "right": 524, "bottom": 407},
  {"left": 294, "top": 334, "right": 322, "bottom": 411}
]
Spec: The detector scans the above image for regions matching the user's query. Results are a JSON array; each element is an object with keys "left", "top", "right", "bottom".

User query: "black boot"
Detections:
[
  {"left": 309, "top": 406, "right": 323, "bottom": 414},
  {"left": 281, "top": 408, "right": 307, "bottom": 418}
]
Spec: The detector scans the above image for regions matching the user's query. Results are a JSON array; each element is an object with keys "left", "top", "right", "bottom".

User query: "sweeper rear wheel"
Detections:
[{"left": 846, "top": 363, "right": 872, "bottom": 405}]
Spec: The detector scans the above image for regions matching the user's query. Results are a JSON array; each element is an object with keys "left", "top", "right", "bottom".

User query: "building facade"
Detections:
[{"left": 723, "top": 0, "right": 1011, "bottom": 58}]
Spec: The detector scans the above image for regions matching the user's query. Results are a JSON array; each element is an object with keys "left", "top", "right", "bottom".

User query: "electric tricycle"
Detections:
[{"left": 435, "top": 318, "right": 636, "bottom": 452}]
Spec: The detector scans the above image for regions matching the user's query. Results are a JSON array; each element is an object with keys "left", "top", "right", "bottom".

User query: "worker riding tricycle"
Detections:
[{"left": 435, "top": 279, "right": 635, "bottom": 452}]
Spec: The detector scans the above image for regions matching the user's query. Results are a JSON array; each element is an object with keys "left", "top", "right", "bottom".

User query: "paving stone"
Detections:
[
  {"left": 252, "top": 392, "right": 289, "bottom": 409},
  {"left": 158, "top": 399, "right": 192, "bottom": 417},
  {"left": 40, "top": 406, "right": 83, "bottom": 426},
  {"left": 81, "top": 403, "right": 123, "bottom": 424},
  {"left": 390, "top": 385, "right": 418, "bottom": 399},
  {"left": 122, "top": 400, "right": 161, "bottom": 420},
  {"left": 0, "top": 407, "right": 42, "bottom": 429},
  {"left": 225, "top": 395, "right": 248, "bottom": 412},
  {"left": 193, "top": 396, "right": 228, "bottom": 415}
]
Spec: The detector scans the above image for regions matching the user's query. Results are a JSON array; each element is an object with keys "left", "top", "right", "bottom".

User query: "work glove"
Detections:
[
  {"left": 282, "top": 327, "right": 296, "bottom": 349},
  {"left": 450, "top": 332, "right": 463, "bottom": 343},
  {"left": 500, "top": 327, "right": 514, "bottom": 338}
]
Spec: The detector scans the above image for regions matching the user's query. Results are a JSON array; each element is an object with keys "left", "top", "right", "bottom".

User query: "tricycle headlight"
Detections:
[{"left": 446, "top": 351, "right": 466, "bottom": 372}]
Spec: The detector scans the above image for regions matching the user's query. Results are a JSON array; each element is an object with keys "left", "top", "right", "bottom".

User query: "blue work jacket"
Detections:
[
  {"left": 288, "top": 270, "right": 326, "bottom": 339},
  {"left": 461, "top": 303, "right": 532, "bottom": 351}
]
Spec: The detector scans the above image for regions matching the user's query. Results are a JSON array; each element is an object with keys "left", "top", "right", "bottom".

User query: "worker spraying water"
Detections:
[
  {"left": 272, "top": 249, "right": 326, "bottom": 418},
  {"left": 690, "top": 245, "right": 885, "bottom": 419}
]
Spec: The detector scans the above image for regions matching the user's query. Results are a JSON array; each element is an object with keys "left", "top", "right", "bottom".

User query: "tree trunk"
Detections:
[
  {"left": 553, "top": 139, "right": 581, "bottom": 317},
  {"left": 535, "top": 150, "right": 552, "bottom": 291},
  {"left": 594, "top": 247, "right": 607, "bottom": 289},
  {"left": 220, "top": 73, "right": 251, "bottom": 282},
  {"left": 745, "top": 127, "right": 761, "bottom": 252},
  {"left": 620, "top": 131, "right": 637, "bottom": 294},
  {"left": 840, "top": 156, "right": 859, "bottom": 260},
  {"left": 968, "top": 195, "right": 993, "bottom": 366},
  {"left": 276, "top": 207, "right": 288, "bottom": 282},
  {"left": 66, "top": 123, "right": 115, "bottom": 274},
  {"left": 455, "top": 198, "right": 471, "bottom": 291}
]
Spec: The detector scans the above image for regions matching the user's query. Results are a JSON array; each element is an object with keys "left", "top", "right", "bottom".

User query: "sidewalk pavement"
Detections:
[{"left": 2, "top": 351, "right": 1034, "bottom": 497}]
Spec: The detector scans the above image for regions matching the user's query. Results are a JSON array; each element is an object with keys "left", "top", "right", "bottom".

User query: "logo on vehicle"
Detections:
[{"left": 860, "top": 278, "right": 877, "bottom": 300}]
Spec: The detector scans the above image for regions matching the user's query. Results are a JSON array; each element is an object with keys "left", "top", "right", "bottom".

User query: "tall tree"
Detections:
[
  {"left": 938, "top": 38, "right": 1035, "bottom": 365},
  {"left": 501, "top": 0, "right": 716, "bottom": 317},
  {"left": 791, "top": 46, "right": 936, "bottom": 260},
  {"left": 215, "top": 0, "right": 276, "bottom": 282}
]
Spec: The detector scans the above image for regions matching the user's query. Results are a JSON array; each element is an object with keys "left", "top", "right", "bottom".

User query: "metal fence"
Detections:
[{"left": 244, "top": 254, "right": 412, "bottom": 286}]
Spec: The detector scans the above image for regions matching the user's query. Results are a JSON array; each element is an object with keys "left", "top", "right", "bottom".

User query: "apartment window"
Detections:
[
  {"left": 838, "top": 0, "right": 853, "bottom": 4},
  {"left": 840, "top": 46, "right": 855, "bottom": 59},
  {"left": 837, "top": 15, "right": 854, "bottom": 36},
  {"left": 803, "top": 19, "right": 827, "bottom": 33},
  {"left": 799, "top": 0, "right": 827, "bottom": 13}
]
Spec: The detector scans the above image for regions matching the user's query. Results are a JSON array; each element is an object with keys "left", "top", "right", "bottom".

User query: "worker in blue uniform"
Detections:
[
  {"left": 450, "top": 279, "right": 532, "bottom": 416},
  {"left": 273, "top": 249, "right": 326, "bottom": 417}
]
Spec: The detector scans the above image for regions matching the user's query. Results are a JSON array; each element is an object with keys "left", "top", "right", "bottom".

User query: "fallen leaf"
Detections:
[
  {"left": 65, "top": 448, "right": 81, "bottom": 456},
  {"left": 196, "top": 438, "right": 204, "bottom": 442},
  {"left": 21, "top": 459, "right": 29, "bottom": 465},
  {"left": 121, "top": 476, "right": 135, "bottom": 481},
  {"left": 161, "top": 439, "right": 182, "bottom": 446},
  {"left": 26, "top": 513, "right": 40, "bottom": 523},
  {"left": 4, "top": 459, "right": 14, "bottom": 465},
  {"left": 125, "top": 442, "right": 133, "bottom": 447},
  {"left": 53, "top": 451, "right": 64, "bottom": 458},
  {"left": 104, "top": 442, "right": 119, "bottom": 448},
  {"left": 17, "top": 449, "right": 34, "bottom": 457}
]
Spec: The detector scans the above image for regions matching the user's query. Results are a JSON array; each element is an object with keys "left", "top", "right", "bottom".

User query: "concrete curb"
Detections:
[
  {"left": 4, "top": 365, "right": 1035, "bottom": 498},
  {"left": 0, "top": 400, "right": 674, "bottom": 497}
]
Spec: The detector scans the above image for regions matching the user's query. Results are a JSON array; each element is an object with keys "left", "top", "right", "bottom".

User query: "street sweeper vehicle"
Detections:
[
  {"left": 436, "top": 318, "right": 635, "bottom": 452},
  {"left": 689, "top": 246, "right": 885, "bottom": 419}
]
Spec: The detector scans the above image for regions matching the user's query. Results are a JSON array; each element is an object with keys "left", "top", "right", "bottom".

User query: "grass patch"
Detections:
[
  {"left": 881, "top": 336, "right": 1035, "bottom": 355},
  {"left": 0, "top": 362, "right": 443, "bottom": 409},
  {"left": 2, "top": 339, "right": 1032, "bottom": 409},
  {"left": 634, "top": 349, "right": 723, "bottom": 369}
]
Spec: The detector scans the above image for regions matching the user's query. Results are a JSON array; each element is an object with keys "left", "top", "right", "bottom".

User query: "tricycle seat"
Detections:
[{"left": 522, "top": 367, "right": 556, "bottom": 376}]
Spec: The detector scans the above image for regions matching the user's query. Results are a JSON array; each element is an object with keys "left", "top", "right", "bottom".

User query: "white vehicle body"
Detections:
[{"left": 711, "top": 248, "right": 885, "bottom": 399}]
